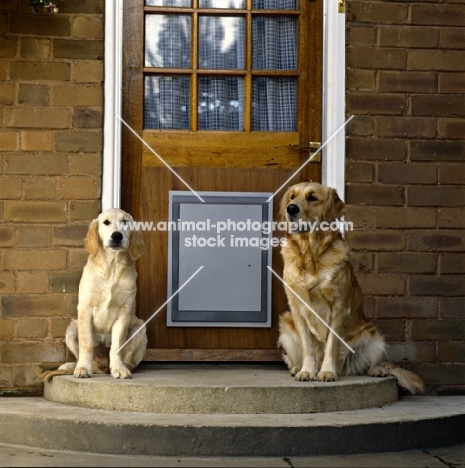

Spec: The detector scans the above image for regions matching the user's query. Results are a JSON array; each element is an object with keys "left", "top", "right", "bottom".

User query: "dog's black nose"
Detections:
[
  {"left": 287, "top": 204, "right": 300, "bottom": 215},
  {"left": 111, "top": 232, "right": 123, "bottom": 242}
]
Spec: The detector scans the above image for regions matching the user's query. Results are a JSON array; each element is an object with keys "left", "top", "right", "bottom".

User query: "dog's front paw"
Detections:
[
  {"left": 318, "top": 371, "right": 337, "bottom": 382},
  {"left": 74, "top": 366, "right": 92, "bottom": 378},
  {"left": 295, "top": 370, "right": 317, "bottom": 381},
  {"left": 290, "top": 365, "right": 300, "bottom": 376},
  {"left": 111, "top": 367, "right": 132, "bottom": 379}
]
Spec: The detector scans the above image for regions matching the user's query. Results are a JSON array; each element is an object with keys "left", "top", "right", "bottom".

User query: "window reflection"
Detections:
[
  {"left": 145, "top": 15, "right": 191, "bottom": 68},
  {"left": 145, "top": 76, "right": 190, "bottom": 129},
  {"left": 253, "top": 0, "right": 297, "bottom": 9},
  {"left": 199, "top": 16, "right": 245, "bottom": 69},
  {"left": 198, "top": 77, "right": 244, "bottom": 131},
  {"left": 199, "top": 0, "right": 245, "bottom": 8},
  {"left": 146, "top": 0, "right": 191, "bottom": 7}
]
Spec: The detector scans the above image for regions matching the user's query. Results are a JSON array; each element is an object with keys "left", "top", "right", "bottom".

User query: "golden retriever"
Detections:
[
  {"left": 278, "top": 182, "right": 424, "bottom": 394},
  {"left": 59, "top": 208, "right": 147, "bottom": 379}
]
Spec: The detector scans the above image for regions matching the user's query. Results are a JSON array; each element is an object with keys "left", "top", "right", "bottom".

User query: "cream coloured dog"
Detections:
[
  {"left": 278, "top": 182, "right": 424, "bottom": 394},
  {"left": 60, "top": 208, "right": 147, "bottom": 379}
]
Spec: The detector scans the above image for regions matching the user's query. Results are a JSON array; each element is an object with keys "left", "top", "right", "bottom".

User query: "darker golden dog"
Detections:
[{"left": 278, "top": 182, "right": 424, "bottom": 394}]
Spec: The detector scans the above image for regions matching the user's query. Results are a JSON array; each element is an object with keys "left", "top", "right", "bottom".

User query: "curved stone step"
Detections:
[
  {"left": 44, "top": 365, "right": 398, "bottom": 414},
  {"left": 0, "top": 396, "right": 463, "bottom": 456}
]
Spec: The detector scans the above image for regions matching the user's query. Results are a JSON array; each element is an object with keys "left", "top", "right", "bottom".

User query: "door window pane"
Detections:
[
  {"left": 253, "top": 0, "right": 297, "bottom": 9},
  {"left": 146, "top": 0, "right": 191, "bottom": 6},
  {"left": 145, "top": 15, "right": 191, "bottom": 68},
  {"left": 252, "top": 77, "right": 296, "bottom": 131},
  {"left": 253, "top": 16, "right": 297, "bottom": 70},
  {"left": 199, "top": 16, "right": 245, "bottom": 69},
  {"left": 198, "top": 77, "right": 244, "bottom": 130},
  {"left": 145, "top": 76, "right": 190, "bottom": 129},
  {"left": 199, "top": 0, "right": 245, "bottom": 8}
]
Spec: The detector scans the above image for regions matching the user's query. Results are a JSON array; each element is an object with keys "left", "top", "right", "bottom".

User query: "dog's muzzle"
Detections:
[{"left": 109, "top": 231, "right": 124, "bottom": 249}]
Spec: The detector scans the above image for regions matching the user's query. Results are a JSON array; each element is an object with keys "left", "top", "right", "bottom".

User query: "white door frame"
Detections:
[{"left": 102, "top": 0, "right": 346, "bottom": 210}]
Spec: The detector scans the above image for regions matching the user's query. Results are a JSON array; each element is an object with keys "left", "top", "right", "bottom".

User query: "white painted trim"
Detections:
[
  {"left": 102, "top": 0, "right": 123, "bottom": 210},
  {"left": 102, "top": 0, "right": 347, "bottom": 206},
  {"left": 322, "top": 0, "right": 346, "bottom": 200}
]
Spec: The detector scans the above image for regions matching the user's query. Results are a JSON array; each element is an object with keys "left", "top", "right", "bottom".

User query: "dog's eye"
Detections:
[
  {"left": 290, "top": 194, "right": 295, "bottom": 200},
  {"left": 306, "top": 194, "right": 318, "bottom": 202},
  {"left": 103, "top": 220, "right": 111, "bottom": 226},
  {"left": 121, "top": 219, "right": 128, "bottom": 225}
]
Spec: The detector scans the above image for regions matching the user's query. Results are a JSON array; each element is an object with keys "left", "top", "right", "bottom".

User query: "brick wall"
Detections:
[
  {"left": 346, "top": 0, "right": 465, "bottom": 393},
  {"left": 0, "top": 0, "right": 103, "bottom": 395}
]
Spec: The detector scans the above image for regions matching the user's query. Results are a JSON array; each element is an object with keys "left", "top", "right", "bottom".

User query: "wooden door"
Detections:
[{"left": 121, "top": 0, "right": 323, "bottom": 361}]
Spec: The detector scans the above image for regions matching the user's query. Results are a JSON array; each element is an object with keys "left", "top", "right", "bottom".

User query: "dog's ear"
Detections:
[
  {"left": 129, "top": 229, "right": 145, "bottom": 260},
  {"left": 279, "top": 187, "right": 292, "bottom": 223},
  {"left": 84, "top": 219, "right": 100, "bottom": 257},
  {"left": 323, "top": 188, "right": 345, "bottom": 222}
]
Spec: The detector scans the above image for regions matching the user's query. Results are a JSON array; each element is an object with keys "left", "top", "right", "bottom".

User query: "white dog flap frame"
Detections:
[{"left": 167, "top": 191, "right": 273, "bottom": 328}]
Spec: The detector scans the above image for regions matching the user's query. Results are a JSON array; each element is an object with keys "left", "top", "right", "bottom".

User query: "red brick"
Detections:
[
  {"left": 440, "top": 297, "right": 465, "bottom": 319},
  {"left": 345, "top": 205, "right": 374, "bottom": 229},
  {"left": 410, "top": 276, "right": 465, "bottom": 296},
  {"left": 0, "top": 271, "right": 15, "bottom": 294},
  {"left": 347, "top": 47, "right": 407, "bottom": 70},
  {"left": 438, "top": 208, "right": 465, "bottom": 229},
  {"left": 347, "top": 69, "right": 375, "bottom": 91},
  {"left": 9, "top": 14, "right": 70, "bottom": 36},
  {"left": 1, "top": 295, "right": 66, "bottom": 317},
  {"left": 346, "top": 116, "right": 375, "bottom": 137},
  {"left": 4, "top": 201, "right": 68, "bottom": 222},
  {"left": 1, "top": 341, "right": 65, "bottom": 364},
  {"left": 347, "top": 230, "right": 406, "bottom": 251},
  {"left": 346, "top": 185, "right": 404, "bottom": 206},
  {"left": 346, "top": 26, "right": 376, "bottom": 47},
  {"left": 378, "top": 162, "right": 437, "bottom": 185},
  {"left": 0, "top": 177, "right": 23, "bottom": 199},
  {"left": 387, "top": 342, "right": 436, "bottom": 363},
  {"left": 440, "top": 27, "right": 465, "bottom": 49},
  {"left": 16, "top": 271, "right": 50, "bottom": 294},
  {"left": 377, "top": 252, "right": 437, "bottom": 274},
  {"left": 438, "top": 119, "right": 465, "bottom": 140},
  {"left": 377, "top": 71, "right": 437, "bottom": 93},
  {"left": 411, "top": 95, "right": 465, "bottom": 117},
  {"left": 412, "top": 363, "right": 464, "bottom": 386},
  {"left": 439, "top": 73, "right": 465, "bottom": 93},
  {"left": 409, "top": 230, "right": 465, "bottom": 252},
  {"left": 375, "top": 207, "right": 436, "bottom": 229},
  {"left": 378, "top": 26, "right": 439, "bottom": 49},
  {"left": 411, "top": 4, "right": 465, "bottom": 27},
  {"left": 441, "top": 253, "right": 465, "bottom": 274},
  {"left": 350, "top": 252, "right": 373, "bottom": 273},
  {"left": 0, "top": 226, "right": 16, "bottom": 247},
  {"left": 408, "top": 50, "right": 465, "bottom": 71},
  {"left": 377, "top": 117, "right": 437, "bottom": 139},
  {"left": 410, "top": 141, "right": 465, "bottom": 161},
  {"left": 346, "top": 161, "right": 374, "bottom": 182},
  {"left": 412, "top": 319, "right": 465, "bottom": 341},
  {"left": 439, "top": 163, "right": 465, "bottom": 185},
  {"left": 3, "top": 249, "right": 67, "bottom": 270},
  {"left": 438, "top": 342, "right": 465, "bottom": 362},
  {"left": 346, "top": 138, "right": 406, "bottom": 161},
  {"left": 408, "top": 186, "right": 465, "bottom": 207},
  {"left": 377, "top": 296, "right": 437, "bottom": 319},
  {"left": 373, "top": 319, "right": 405, "bottom": 342},
  {"left": 347, "top": 93, "right": 407, "bottom": 115},
  {"left": 347, "top": 2, "right": 408, "bottom": 24}
]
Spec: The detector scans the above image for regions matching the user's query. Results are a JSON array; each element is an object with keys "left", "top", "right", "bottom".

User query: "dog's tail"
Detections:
[
  {"left": 35, "top": 363, "right": 75, "bottom": 382},
  {"left": 369, "top": 361, "right": 425, "bottom": 395}
]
